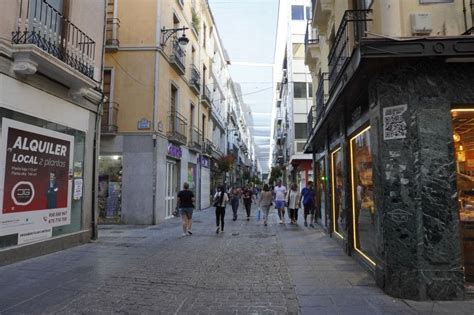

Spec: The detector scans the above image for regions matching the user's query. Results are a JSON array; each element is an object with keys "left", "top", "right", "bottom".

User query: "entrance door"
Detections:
[{"left": 165, "top": 160, "right": 177, "bottom": 218}]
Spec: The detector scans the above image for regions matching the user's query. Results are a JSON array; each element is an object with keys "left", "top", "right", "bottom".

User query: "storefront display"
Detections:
[
  {"left": 331, "top": 148, "right": 345, "bottom": 238},
  {"left": 350, "top": 126, "right": 376, "bottom": 265},
  {"left": 0, "top": 108, "right": 85, "bottom": 248},
  {"left": 98, "top": 156, "right": 122, "bottom": 224},
  {"left": 452, "top": 110, "right": 474, "bottom": 282},
  {"left": 315, "top": 158, "right": 327, "bottom": 225}
]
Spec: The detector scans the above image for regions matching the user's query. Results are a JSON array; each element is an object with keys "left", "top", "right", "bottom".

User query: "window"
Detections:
[
  {"left": 294, "top": 123, "right": 308, "bottom": 139},
  {"left": 103, "top": 69, "right": 112, "bottom": 100},
  {"left": 276, "top": 101, "right": 281, "bottom": 108},
  {"left": 294, "top": 82, "right": 307, "bottom": 98},
  {"left": 203, "top": 23, "right": 207, "bottom": 48},
  {"left": 308, "top": 83, "right": 313, "bottom": 98},
  {"left": 291, "top": 5, "right": 304, "bottom": 20},
  {"left": 292, "top": 43, "right": 305, "bottom": 59},
  {"left": 306, "top": 6, "right": 312, "bottom": 20}
]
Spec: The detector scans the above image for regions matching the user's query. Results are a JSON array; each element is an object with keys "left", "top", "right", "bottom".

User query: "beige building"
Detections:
[
  {"left": 305, "top": 0, "right": 474, "bottom": 300},
  {"left": 100, "top": 0, "right": 230, "bottom": 224},
  {"left": 0, "top": 0, "right": 105, "bottom": 264}
]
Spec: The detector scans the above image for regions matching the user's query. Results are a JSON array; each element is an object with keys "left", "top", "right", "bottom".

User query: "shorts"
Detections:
[
  {"left": 275, "top": 200, "right": 285, "bottom": 209},
  {"left": 304, "top": 204, "right": 315, "bottom": 216},
  {"left": 180, "top": 207, "right": 193, "bottom": 217}
]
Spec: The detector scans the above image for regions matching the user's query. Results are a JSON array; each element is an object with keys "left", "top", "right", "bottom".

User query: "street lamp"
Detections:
[{"left": 160, "top": 26, "right": 189, "bottom": 47}]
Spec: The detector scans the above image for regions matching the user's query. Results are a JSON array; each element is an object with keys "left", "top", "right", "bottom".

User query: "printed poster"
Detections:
[{"left": 0, "top": 118, "right": 74, "bottom": 237}]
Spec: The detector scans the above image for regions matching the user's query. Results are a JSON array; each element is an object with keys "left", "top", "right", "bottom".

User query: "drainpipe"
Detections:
[
  {"left": 91, "top": 0, "right": 108, "bottom": 240},
  {"left": 463, "top": 0, "right": 468, "bottom": 32},
  {"left": 471, "top": 0, "right": 474, "bottom": 30}
]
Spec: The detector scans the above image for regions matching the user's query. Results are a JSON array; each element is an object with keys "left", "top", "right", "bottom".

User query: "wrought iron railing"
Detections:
[
  {"left": 168, "top": 110, "right": 187, "bottom": 144},
  {"left": 328, "top": 9, "right": 372, "bottom": 94},
  {"left": 105, "top": 18, "right": 120, "bottom": 47},
  {"left": 203, "top": 85, "right": 212, "bottom": 105},
  {"left": 12, "top": 0, "right": 96, "bottom": 79},
  {"left": 307, "top": 105, "right": 316, "bottom": 136},
  {"left": 171, "top": 40, "right": 185, "bottom": 71},
  {"left": 305, "top": 20, "right": 319, "bottom": 51},
  {"left": 101, "top": 102, "right": 119, "bottom": 134},
  {"left": 190, "top": 127, "right": 203, "bottom": 150},
  {"left": 190, "top": 64, "right": 201, "bottom": 90},
  {"left": 315, "top": 72, "right": 328, "bottom": 121}
]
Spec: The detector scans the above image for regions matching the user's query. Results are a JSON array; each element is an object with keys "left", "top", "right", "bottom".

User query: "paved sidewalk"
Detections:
[{"left": 0, "top": 205, "right": 472, "bottom": 314}]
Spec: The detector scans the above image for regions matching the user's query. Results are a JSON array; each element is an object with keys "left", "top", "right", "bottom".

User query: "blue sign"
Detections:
[
  {"left": 199, "top": 156, "right": 210, "bottom": 168},
  {"left": 137, "top": 118, "right": 151, "bottom": 130}
]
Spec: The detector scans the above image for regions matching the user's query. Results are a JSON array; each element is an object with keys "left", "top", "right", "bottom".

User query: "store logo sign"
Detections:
[
  {"left": 167, "top": 144, "right": 182, "bottom": 159},
  {"left": 11, "top": 181, "right": 35, "bottom": 206}
]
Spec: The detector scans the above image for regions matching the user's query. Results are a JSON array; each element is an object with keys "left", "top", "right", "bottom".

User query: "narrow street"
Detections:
[{"left": 0, "top": 205, "right": 472, "bottom": 315}]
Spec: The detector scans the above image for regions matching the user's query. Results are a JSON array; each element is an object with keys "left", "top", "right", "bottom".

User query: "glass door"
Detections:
[
  {"left": 331, "top": 148, "right": 345, "bottom": 238},
  {"left": 165, "top": 161, "right": 176, "bottom": 218}
]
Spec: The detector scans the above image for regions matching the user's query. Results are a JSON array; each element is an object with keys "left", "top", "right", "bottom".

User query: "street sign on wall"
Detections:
[{"left": 0, "top": 118, "right": 74, "bottom": 241}]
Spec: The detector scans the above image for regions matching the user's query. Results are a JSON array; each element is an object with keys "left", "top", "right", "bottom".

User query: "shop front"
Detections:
[{"left": 98, "top": 155, "right": 122, "bottom": 224}]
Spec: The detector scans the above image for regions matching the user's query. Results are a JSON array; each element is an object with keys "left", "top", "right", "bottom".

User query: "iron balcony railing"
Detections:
[
  {"left": 305, "top": 20, "right": 319, "bottom": 51},
  {"left": 203, "top": 85, "right": 212, "bottom": 105},
  {"left": 315, "top": 72, "right": 328, "bottom": 122},
  {"left": 307, "top": 105, "right": 316, "bottom": 137},
  {"left": 190, "top": 64, "right": 201, "bottom": 91},
  {"left": 168, "top": 110, "right": 187, "bottom": 144},
  {"left": 105, "top": 17, "right": 120, "bottom": 47},
  {"left": 190, "top": 127, "right": 203, "bottom": 150},
  {"left": 12, "top": 0, "right": 96, "bottom": 79},
  {"left": 170, "top": 40, "right": 185, "bottom": 72},
  {"left": 328, "top": 9, "right": 372, "bottom": 94},
  {"left": 101, "top": 102, "right": 119, "bottom": 134}
]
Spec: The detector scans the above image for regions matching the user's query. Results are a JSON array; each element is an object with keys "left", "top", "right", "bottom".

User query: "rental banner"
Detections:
[{"left": 0, "top": 118, "right": 74, "bottom": 238}]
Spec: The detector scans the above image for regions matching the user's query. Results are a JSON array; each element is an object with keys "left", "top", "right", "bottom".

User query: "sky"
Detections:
[{"left": 208, "top": 0, "right": 280, "bottom": 174}]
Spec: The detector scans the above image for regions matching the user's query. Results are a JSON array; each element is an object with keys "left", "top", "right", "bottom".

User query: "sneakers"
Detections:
[
  {"left": 279, "top": 220, "right": 283, "bottom": 224},
  {"left": 304, "top": 221, "right": 308, "bottom": 227},
  {"left": 181, "top": 233, "right": 187, "bottom": 237},
  {"left": 310, "top": 223, "right": 315, "bottom": 228},
  {"left": 247, "top": 217, "right": 250, "bottom": 221},
  {"left": 216, "top": 227, "right": 220, "bottom": 234},
  {"left": 264, "top": 222, "right": 268, "bottom": 227},
  {"left": 187, "top": 230, "right": 193, "bottom": 235}
]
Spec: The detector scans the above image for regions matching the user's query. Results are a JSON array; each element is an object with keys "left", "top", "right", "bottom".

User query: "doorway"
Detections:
[
  {"left": 165, "top": 160, "right": 179, "bottom": 218},
  {"left": 452, "top": 109, "right": 474, "bottom": 284}
]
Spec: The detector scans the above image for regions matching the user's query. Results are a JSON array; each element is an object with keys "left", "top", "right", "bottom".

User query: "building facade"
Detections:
[
  {"left": 272, "top": 0, "right": 314, "bottom": 192},
  {"left": 305, "top": 0, "right": 474, "bottom": 300},
  {"left": 0, "top": 0, "right": 105, "bottom": 265},
  {"left": 100, "top": 0, "right": 253, "bottom": 224}
]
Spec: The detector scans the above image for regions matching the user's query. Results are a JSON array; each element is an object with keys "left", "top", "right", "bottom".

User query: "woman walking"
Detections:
[
  {"left": 287, "top": 184, "right": 301, "bottom": 225},
  {"left": 230, "top": 186, "right": 241, "bottom": 221},
  {"left": 258, "top": 184, "right": 273, "bottom": 227},
  {"left": 177, "top": 182, "right": 195, "bottom": 236},
  {"left": 242, "top": 186, "right": 253, "bottom": 221},
  {"left": 213, "top": 186, "right": 228, "bottom": 234}
]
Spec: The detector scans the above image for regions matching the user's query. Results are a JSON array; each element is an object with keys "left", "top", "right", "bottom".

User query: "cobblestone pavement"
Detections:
[{"left": 0, "top": 205, "right": 473, "bottom": 314}]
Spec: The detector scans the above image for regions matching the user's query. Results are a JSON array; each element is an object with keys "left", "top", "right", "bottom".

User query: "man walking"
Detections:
[
  {"left": 273, "top": 179, "right": 287, "bottom": 224},
  {"left": 300, "top": 181, "right": 316, "bottom": 228},
  {"left": 177, "top": 182, "right": 195, "bottom": 236}
]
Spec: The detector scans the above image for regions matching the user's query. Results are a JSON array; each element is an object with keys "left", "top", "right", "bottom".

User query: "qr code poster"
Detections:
[{"left": 383, "top": 104, "right": 407, "bottom": 140}]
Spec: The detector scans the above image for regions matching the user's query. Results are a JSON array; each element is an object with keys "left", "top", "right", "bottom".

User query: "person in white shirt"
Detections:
[
  {"left": 286, "top": 183, "right": 301, "bottom": 224},
  {"left": 273, "top": 179, "right": 287, "bottom": 224}
]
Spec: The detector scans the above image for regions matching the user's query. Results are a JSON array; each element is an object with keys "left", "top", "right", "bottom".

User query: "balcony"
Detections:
[
  {"left": 105, "top": 18, "right": 120, "bottom": 51},
  {"left": 101, "top": 102, "right": 119, "bottom": 135},
  {"left": 312, "top": 0, "right": 333, "bottom": 33},
  {"left": 189, "top": 127, "right": 203, "bottom": 152},
  {"left": 305, "top": 20, "right": 320, "bottom": 68},
  {"left": 328, "top": 9, "right": 372, "bottom": 95},
  {"left": 276, "top": 130, "right": 286, "bottom": 146},
  {"left": 168, "top": 111, "right": 187, "bottom": 145},
  {"left": 169, "top": 40, "right": 186, "bottom": 75},
  {"left": 189, "top": 64, "right": 201, "bottom": 95},
  {"left": 11, "top": 0, "right": 96, "bottom": 87},
  {"left": 307, "top": 105, "right": 317, "bottom": 137},
  {"left": 202, "top": 85, "right": 212, "bottom": 108},
  {"left": 315, "top": 72, "right": 328, "bottom": 122}
]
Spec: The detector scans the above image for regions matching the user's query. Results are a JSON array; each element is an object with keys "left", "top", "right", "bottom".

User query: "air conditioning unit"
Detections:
[{"left": 410, "top": 13, "right": 432, "bottom": 35}]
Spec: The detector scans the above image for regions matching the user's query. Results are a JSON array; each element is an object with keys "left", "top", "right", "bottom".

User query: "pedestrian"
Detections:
[
  {"left": 242, "top": 186, "right": 253, "bottom": 221},
  {"left": 213, "top": 185, "right": 228, "bottom": 234},
  {"left": 300, "top": 181, "right": 316, "bottom": 228},
  {"left": 258, "top": 184, "right": 273, "bottom": 227},
  {"left": 230, "top": 186, "right": 241, "bottom": 221},
  {"left": 286, "top": 183, "right": 301, "bottom": 225},
  {"left": 273, "top": 179, "right": 287, "bottom": 224},
  {"left": 177, "top": 182, "right": 195, "bottom": 236}
]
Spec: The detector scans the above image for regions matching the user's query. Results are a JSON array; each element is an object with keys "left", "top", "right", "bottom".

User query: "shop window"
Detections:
[
  {"left": 331, "top": 147, "right": 345, "bottom": 238},
  {"left": 98, "top": 155, "right": 122, "bottom": 223},
  {"left": 350, "top": 126, "right": 376, "bottom": 265},
  {"left": 316, "top": 158, "right": 327, "bottom": 224},
  {"left": 0, "top": 108, "right": 85, "bottom": 248}
]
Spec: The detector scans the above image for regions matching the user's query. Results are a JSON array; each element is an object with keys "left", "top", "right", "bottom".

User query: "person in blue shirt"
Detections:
[{"left": 299, "top": 181, "right": 316, "bottom": 228}]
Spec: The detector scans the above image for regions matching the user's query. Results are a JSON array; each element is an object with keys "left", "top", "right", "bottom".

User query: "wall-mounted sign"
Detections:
[
  {"left": 0, "top": 118, "right": 74, "bottom": 238},
  {"left": 137, "top": 118, "right": 151, "bottom": 130},
  {"left": 167, "top": 143, "right": 182, "bottom": 159},
  {"left": 199, "top": 156, "right": 210, "bottom": 168},
  {"left": 383, "top": 104, "right": 407, "bottom": 140}
]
